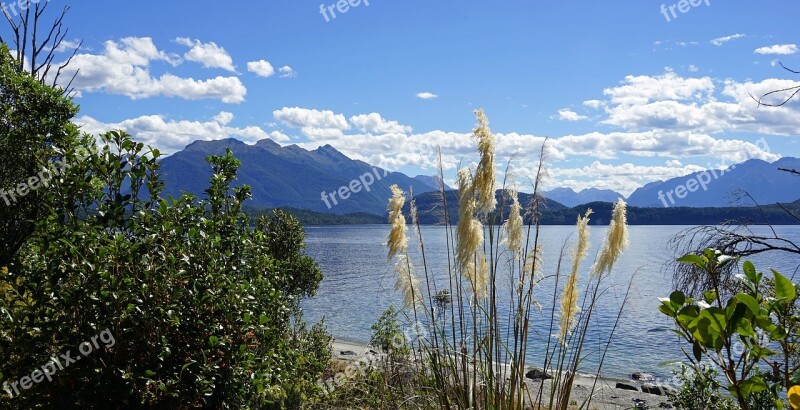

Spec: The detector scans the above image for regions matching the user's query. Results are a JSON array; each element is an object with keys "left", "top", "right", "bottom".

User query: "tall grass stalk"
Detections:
[{"left": 380, "top": 110, "right": 632, "bottom": 409}]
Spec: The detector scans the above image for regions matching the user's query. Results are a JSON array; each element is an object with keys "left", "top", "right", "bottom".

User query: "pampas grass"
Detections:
[
  {"left": 395, "top": 254, "right": 422, "bottom": 307},
  {"left": 455, "top": 167, "right": 486, "bottom": 298},
  {"left": 387, "top": 185, "right": 421, "bottom": 308},
  {"left": 472, "top": 109, "right": 497, "bottom": 215},
  {"left": 372, "top": 110, "right": 633, "bottom": 410},
  {"left": 591, "top": 199, "right": 629, "bottom": 277},
  {"left": 557, "top": 209, "right": 592, "bottom": 343},
  {"left": 387, "top": 184, "right": 408, "bottom": 260},
  {"left": 504, "top": 187, "right": 524, "bottom": 260}
]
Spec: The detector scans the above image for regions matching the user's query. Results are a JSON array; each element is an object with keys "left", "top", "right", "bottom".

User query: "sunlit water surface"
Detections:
[{"left": 301, "top": 225, "right": 800, "bottom": 379}]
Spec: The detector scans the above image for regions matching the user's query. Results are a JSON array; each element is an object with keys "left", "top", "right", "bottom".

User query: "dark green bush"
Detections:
[{"left": 0, "top": 131, "right": 329, "bottom": 408}]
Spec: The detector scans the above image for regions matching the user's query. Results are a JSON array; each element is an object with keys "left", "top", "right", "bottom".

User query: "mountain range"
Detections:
[
  {"left": 626, "top": 157, "right": 800, "bottom": 208},
  {"left": 157, "top": 137, "right": 800, "bottom": 216},
  {"left": 543, "top": 187, "right": 624, "bottom": 207},
  {"left": 158, "top": 138, "right": 438, "bottom": 215}
]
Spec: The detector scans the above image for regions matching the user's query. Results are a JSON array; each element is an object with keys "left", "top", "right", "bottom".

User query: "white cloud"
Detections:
[
  {"left": 273, "top": 107, "right": 349, "bottom": 139},
  {"left": 416, "top": 92, "right": 438, "bottom": 100},
  {"left": 175, "top": 37, "right": 236, "bottom": 72},
  {"left": 247, "top": 60, "right": 275, "bottom": 78},
  {"left": 555, "top": 108, "right": 588, "bottom": 121},
  {"left": 55, "top": 39, "right": 83, "bottom": 53},
  {"left": 57, "top": 37, "right": 246, "bottom": 103},
  {"left": 711, "top": 33, "right": 746, "bottom": 46},
  {"left": 76, "top": 112, "right": 269, "bottom": 154},
  {"left": 279, "top": 65, "right": 296, "bottom": 78},
  {"left": 583, "top": 99, "right": 604, "bottom": 109},
  {"left": 269, "top": 130, "right": 291, "bottom": 143},
  {"left": 603, "top": 71, "right": 714, "bottom": 106},
  {"left": 213, "top": 111, "right": 234, "bottom": 125},
  {"left": 688, "top": 64, "right": 699, "bottom": 73},
  {"left": 754, "top": 44, "right": 799, "bottom": 55},
  {"left": 546, "top": 162, "right": 709, "bottom": 195},
  {"left": 349, "top": 113, "right": 412, "bottom": 134},
  {"left": 82, "top": 100, "right": 785, "bottom": 195}
]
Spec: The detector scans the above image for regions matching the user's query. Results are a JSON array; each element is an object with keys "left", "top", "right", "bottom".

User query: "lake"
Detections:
[{"left": 301, "top": 224, "right": 800, "bottom": 379}]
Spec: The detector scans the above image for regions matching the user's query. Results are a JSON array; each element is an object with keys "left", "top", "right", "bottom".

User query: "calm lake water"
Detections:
[{"left": 301, "top": 225, "right": 800, "bottom": 379}]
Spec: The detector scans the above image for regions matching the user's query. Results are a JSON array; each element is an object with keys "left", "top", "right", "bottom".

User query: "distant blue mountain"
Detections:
[
  {"left": 413, "top": 175, "right": 451, "bottom": 191},
  {"left": 544, "top": 187, "right": 624, "bottom": 207},
  {"left": 626, "top": 157, "right": 800, "bottom": 208},
  {"left": 157, "top": 138, "right": 438, "bottom": 215}
]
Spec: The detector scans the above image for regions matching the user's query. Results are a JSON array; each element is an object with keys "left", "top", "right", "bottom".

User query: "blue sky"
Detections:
[{"left": 28, "top": 0, "right": 800, "bottom": 194}]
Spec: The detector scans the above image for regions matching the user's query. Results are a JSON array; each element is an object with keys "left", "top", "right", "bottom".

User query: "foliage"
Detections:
[
  {"left": 0, "top": 43, "right": 79, "bottom": 266},
  {"left": 256, "top": 209, "right": 324, "bottom": 303},
  {"left": 659, "top": 248, "right": 800, "bottom": 410},
  {"left": 669, "top": 363, "right": 738, "bottom": 410},
  {"left": 0, "top": 131, "right": 328, "bottom": 408},
  {"left": 357, "top": 111, "right": 634, "bottom": 410},
  {"left": 370, "top": 306, "right": 410, "bottom": 363}
]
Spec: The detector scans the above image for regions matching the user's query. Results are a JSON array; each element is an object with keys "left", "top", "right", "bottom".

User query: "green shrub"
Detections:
[{"left": 0, "top": 131, "right": 329, "bottom": 408}]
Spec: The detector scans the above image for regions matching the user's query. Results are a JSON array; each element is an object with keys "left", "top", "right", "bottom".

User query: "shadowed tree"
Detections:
[{"left": 0, "top": 2, "right": 80, "bottom": 94}]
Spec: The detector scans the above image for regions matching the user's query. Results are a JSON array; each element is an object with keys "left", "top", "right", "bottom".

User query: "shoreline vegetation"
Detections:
[
  {"left": 312, "top": 110, "right": 647, "bottom": 409},
  {"left": 250, "top": 201, "right": 800, "bottom": 226},
  {"left": 329, "top": 338, "right": 672, "bottom": 409}
]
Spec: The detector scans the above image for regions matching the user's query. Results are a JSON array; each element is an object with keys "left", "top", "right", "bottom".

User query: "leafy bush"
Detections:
[
  {"left": 0, "top": 131, "right": 328, "bottom": 408},
  {"left": 659, "top": 248, "right": 800, "bottom": 410},
  {"left": 669, "top": 364, "right": 737, "bottom": 410},
  {"left": 0, "top": 43, "right": 79, "bottom": 266}
]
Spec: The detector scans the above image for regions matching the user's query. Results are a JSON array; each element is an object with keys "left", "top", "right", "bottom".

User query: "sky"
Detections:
[{"left": 17, "top": 0, "right": 800, "bottom": 195}]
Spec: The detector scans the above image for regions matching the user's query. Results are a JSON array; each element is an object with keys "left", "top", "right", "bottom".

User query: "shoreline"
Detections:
[{"left": 330, "top": 337, "right": 674, "bottom": 409}]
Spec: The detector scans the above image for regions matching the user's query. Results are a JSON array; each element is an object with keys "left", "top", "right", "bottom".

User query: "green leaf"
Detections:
[
  {"left": 678, "top": 254, "right": 705, "bottom": 267},
  {"left": 670, "top": 291, "right": 686, "bottom": 306},
  {"left": 659, "top": 304, "right": 675, "bottom": 317},
  {"left": 144, "top": 370, "right": 157, "bottom": 378},
  {"left": 743, "top": 260, "right": 758, "bottom": 283},
  {"left": 773, "top": 270, "right": 796, "bottom": 301},
  {"left": 693, "top": 342, "right": 702, "bottom": 361},
  {"left": 703, "top": 290, "right": 717, "bottom": 304},
  {"left": 739, "top": 376, "right": 767, "bottom": 396},
  {"left": 735, "top": 293, "right": 760, "bottom": 315},
  {"left": 727, "top": 302, "right": 747, "bottom": 330}
]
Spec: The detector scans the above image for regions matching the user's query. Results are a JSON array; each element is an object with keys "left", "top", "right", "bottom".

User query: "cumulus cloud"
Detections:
[
  {"left": 279, "top": 66, "right": 296, "bottom": 78},
  {"left": 350, "top": 113, "right": 412, "bottom": 134},
  {"left": 175, "top": 37, "right": 236, "bottom": 72},
  {"left": 711, "top": 33, "right": 746, "bottom": 46},
  {"left": 594, "top": 70, "right": 800, "bottom": 137},
  {"left": 555, "top": 108, "right": 588, "bottom": 121},
  {"left": 754, "top": 44, "right": 799, "bottom": 55},
  {"left": 76, "top": 112, "right": 269, "bottom": 154},
  {"left": 602, "top": 70, "right": 714, "bottom": 106},
  {"left": 416, "top": 92, "right": 438, "bottom": 100},
  {"left": 247, "top": 60, "right": 275, "bottom": 78},
  {"left": 57, "top": 37, "right": 246, "bottom": 103},
  {"left": 273, "top": 107, "right": 350, "bottom": 139},
  {"left": 583, "top": 99, "right": 604, "bottom": 109}
]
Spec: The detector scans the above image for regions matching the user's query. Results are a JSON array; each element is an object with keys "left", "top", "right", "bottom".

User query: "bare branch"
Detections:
[
  {"left": 753, "top": 62, "right": 800, "bottom": 107},
  {"left": 779, "top": 61, "right": 800, "bottom": 74}
]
